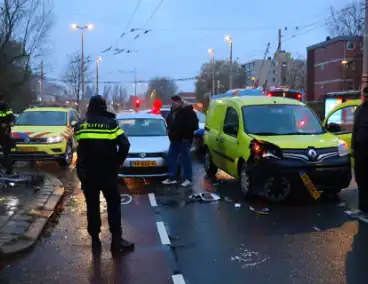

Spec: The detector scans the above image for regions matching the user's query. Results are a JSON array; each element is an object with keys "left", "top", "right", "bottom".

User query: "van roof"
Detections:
[{"left": 214, "top": 95, "right": 305, "bottom": 107}]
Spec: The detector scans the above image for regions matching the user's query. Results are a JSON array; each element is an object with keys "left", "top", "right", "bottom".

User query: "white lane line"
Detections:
[
  {"left": 148, "top": 193, "right": 157, "bottom": 207},
  {"left": 172, "top": 274, "right": 186, "bottom": 284},
  {"left": 156, "top": 221, "right": 171, "bottom": 245}
]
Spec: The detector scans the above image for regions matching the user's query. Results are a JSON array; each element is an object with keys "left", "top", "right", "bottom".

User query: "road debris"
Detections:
[{"left": 249, "top": 206, "right": 270, "bottom": 215}]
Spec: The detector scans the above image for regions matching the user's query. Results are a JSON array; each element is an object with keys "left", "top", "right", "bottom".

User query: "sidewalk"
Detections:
[{"left": 0, "top": 173, "right": 64, "bottom": 256}]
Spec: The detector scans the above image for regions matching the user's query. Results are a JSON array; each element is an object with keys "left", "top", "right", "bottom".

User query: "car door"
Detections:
[
  {"left": 218, "top": 105, "right": 240, "bottom": 175},
  {"left": 205, "top": 104, "right": 226, "bottom": 168},
  {"left": 324, "top": 104, "right": 358, "bottom": 152}
]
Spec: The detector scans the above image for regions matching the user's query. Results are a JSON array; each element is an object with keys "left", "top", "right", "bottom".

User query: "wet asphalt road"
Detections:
[{"left": 0, "top": 156, "right": 367, "bottom": 284}]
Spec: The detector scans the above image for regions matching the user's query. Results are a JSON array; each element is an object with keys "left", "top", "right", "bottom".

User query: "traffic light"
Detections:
[{"left": 135, "top": 99, "right": 141, "bottom": 108}]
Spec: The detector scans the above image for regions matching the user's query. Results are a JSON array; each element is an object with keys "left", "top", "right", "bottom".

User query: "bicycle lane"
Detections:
[{"left": 116, "top": 192, "right": 177, "bottom": 284}]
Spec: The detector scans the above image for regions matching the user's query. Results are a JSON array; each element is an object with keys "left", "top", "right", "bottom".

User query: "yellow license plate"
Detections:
[
  {"left": 131, "top": 161, "right": 156, "bottom": 167},
  {"left": 17, "top": 147, "right": 37, "bottom": 152},
  {"left": 300, "top": 172, "right": 320, "bottom": 200}
]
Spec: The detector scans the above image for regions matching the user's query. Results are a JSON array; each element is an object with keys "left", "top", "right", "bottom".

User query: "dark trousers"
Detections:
[
  {"left": 82, "top": 173, "right": 121, "bottom": 238},
  {"left": 0, "top": 136, "right": 13, "bottom": 174},
  {"left": 168, "top": 140, "right": 192, "bottom": 181},
  {"left": 354, "top": 150, "right": 368, "bottom": 212}
]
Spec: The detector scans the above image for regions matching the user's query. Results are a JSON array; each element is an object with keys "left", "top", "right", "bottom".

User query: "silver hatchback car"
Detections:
[{"left": 116, "top": 112, "right": 170, "bottom": 178}]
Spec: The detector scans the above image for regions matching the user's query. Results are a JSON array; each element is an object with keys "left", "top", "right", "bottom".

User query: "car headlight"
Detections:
[
  {"left": 337, "top": 140, "right": 349, "bottom": 156},
  {"left": 46, "top": 136, "right": 64, "bottom": 143},
  {"left": 251, "top": 140, "right": 282, "bottom": 160}
]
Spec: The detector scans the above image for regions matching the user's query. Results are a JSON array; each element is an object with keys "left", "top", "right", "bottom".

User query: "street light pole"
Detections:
[
  {"left": 208, "top": 49, "right": 215, "bottom": 96},
  {"left": 361, "top": 0, "right": 368, "bottom": 99},
  {"left": 71, "top": 23, "right": 93, "bottom": 102},
  {"left": 225, "top": 35, "right": 233, "bottom": 90},
  {"left": 96, "top": 57, "right": 102, "bottom": 96},
  {"left": 134, "top": 68, "right": 137, "bottom": 97}
]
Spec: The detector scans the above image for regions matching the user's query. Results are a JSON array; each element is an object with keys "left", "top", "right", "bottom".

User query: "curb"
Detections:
[{"left": 0, "top": 173, "right": 65, "bottom": 256}]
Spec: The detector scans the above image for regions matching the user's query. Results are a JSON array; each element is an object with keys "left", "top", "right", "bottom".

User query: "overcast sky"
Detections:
[{"left": 45, "top": 0, "right": 349, "bottom": 95}]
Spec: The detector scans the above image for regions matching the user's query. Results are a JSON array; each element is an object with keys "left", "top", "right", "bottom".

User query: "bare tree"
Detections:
[
  {"left": 286, "top": 58, "right": 306, "bottom": 90},
  {"left": 0, "top": 0, "right": 53, "bottom": 83},
  {"left": 61, "top": 52, "right": 92, "bottom": 107},
  {"left": 111, "top": 84, "right": 128, "bottom": 110},
  {"left": 327, "top": 1, "right": 364, "bottom": 36},
  {"left": 102, "top": 84, "right": 112, "bottom": 101}
]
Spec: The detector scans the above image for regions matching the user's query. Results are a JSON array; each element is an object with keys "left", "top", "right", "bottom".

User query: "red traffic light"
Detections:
[
  {"left": 297, "top": 94, "right": 302, "bottom": 100},
  {"left": 267, "top": 93, "right": 272, "bottom": 97},
  {"left": 135, "top": 99, "right": 141, "bottom": 107}
]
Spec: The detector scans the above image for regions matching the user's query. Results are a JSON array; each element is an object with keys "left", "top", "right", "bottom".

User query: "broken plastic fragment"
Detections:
[
  {"left": 188, "top": 192, "right": 220, "bottom": 202},
  {"left": 249, "top": 206, "right": 270, "bottom": 215},
  {"left": 234, "top": 203, "right": 241, "bottom": 208}
]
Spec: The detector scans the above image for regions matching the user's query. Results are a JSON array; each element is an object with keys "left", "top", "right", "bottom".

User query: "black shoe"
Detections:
[
  {"left": 111, "top": 238, "right": 135, "bottom": 255},
  {"left": 92, "top": 238, "right": 102, "bottom": 255}
]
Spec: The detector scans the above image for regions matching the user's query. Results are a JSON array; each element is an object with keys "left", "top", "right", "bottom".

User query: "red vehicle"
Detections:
[{"left": 266, "top": 87, "right": 304, "bottom": 102}]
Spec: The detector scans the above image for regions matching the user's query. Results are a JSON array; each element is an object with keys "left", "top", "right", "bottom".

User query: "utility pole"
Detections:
[
  {"left": 361, "top": 0, "right": 368, "bottom": 99},
  {"left": 225, "top": 36, "right": 233, "bottom": 90},
  {"left": 258, "top": 43, "right": 270, "bottom": 87},
  {"left": 40, "top": 60, "right": 44, "bottom": 98},
  {"left": 278, "top": 29, "right": 282, "bottom": 51},
  {"left": 208, "top": 49, "right": 215, "bottom": 96}
]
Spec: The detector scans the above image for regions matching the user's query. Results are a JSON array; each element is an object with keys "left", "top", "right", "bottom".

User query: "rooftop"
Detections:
[
  {"left": 219, "top": 95, "right": 304, "bottom": 107},
  {"left": 307, "top": 35, "right": 363, "bottom": 51}
]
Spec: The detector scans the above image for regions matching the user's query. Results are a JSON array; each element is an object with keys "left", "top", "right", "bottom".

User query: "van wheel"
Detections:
[
  {"left": 58, "top": 142, "right": 73, "bottom": 167},
  {"left": 239, "top": 162, "right": 252, "bottom": 198},
  {"left": 204, "top": 148, "right": 217, "bottom": 177}
]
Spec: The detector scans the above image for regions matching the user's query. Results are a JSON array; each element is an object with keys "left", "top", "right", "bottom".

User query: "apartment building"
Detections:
[{"left": 306, "top": 35, "right": 363, "bottom": 101}]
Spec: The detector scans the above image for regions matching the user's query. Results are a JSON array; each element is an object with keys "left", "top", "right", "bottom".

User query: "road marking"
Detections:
[
  {"left": 148, "top": 193, "right": 157, "bottom": 207},
  {"left": 121, "top": 194, "right": 132, "bottom": 205},
  {"left": 156, "top": 221, "right": 171, "bottom": 245},
  {"left": 172, "top": 274, "right": 186, "bottom": 284}
]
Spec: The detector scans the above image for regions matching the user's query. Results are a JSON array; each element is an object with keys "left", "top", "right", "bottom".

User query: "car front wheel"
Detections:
[
  {"left": 204, "top": 148, "right": 217, "bottom": 177},
  {"left": 58, "top": 142, "right": 73, "bottom": 166},
  {"left": 239, "top": 162, "right": 252, "bottom": 198}
]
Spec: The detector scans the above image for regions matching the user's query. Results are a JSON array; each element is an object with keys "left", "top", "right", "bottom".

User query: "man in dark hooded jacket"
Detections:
[
  {"left": 162, "top": 95, "right": 199, "bottom": 187},
  {"left": 74, "top": 95, "right": 133, "bottom": 255},
  {"left": 0, "top": 93, "right": 15, "bottom": 176},
  {"left": 351, "top": 87, "right": 368, "bottom": 216}
]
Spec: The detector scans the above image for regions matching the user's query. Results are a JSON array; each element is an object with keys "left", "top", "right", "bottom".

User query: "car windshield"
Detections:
[
  {"left": 242, "top": 104, "right": 324, "bottom": 135},
  {"left": 196, "top": 111, "right": 206, "bottom": 123},
  {"left": 16, "top": 111, "right": 67, "bottom": 126},
  {"left": 117, "top": 118, "right": 167, "bottom": 136}
]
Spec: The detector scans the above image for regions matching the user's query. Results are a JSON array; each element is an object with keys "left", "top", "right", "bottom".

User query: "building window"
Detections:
[
  {"left": 253, "top": 62, "right": 255, "bottom": 67},
  {"left": 272, "top": 78, "right": 276, "bottom": 83},
  {"left": 347, "top": 81, "right": 354, "bottom": 90},
  {"left": 347, "top": 41, "right": 356, "bottom": 50},
  {"left": 272, "top": 69, "right": 276, "bottom": 74},
  {"left": 321, "top": 64, "right": 324, "bottom": 70},
  {"left": 361, "top": 42, "right": 364, "bottom": 50}
]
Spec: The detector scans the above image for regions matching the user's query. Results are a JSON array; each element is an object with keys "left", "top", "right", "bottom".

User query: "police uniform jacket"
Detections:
[
  {"left": 74, "top": 113, "right": 130, "bottom": 175},
  {"left": 0, "top": 102, "right": 14, "bottom": 137}
]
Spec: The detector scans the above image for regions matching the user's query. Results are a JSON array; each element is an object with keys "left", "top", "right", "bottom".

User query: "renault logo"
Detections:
[
  {"left": 308, "top": 149, "right": 317, "bottom": 160},
  {"left": 139, "top": 153, "right": 146, "bottom": 159}
]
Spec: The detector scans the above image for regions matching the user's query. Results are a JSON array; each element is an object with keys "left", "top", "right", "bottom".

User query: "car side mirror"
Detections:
[
  {"left": 325, "top": 122, "right": 341, "bottom": 133},
  {"left": 224, "top": 124, "right": 238, "bottom": 135},
  {"left": 71, "top": 121, "right": 77, "bottom": 126}
]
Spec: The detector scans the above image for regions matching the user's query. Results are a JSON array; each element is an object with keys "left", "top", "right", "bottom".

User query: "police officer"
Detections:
[
  {"left": 352, "top": 87, "right": 368, "bottom": 216},
  {"left": 0, "top": 93, "right": 15, "bottom": 176},
  {"left": 74, "top": 95, "right": 134, "bottom": 255}
]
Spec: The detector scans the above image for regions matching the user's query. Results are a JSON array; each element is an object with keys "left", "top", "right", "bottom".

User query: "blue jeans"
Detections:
[{"left": 168, "top": 141, "right": 192, "bottom": 181}]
